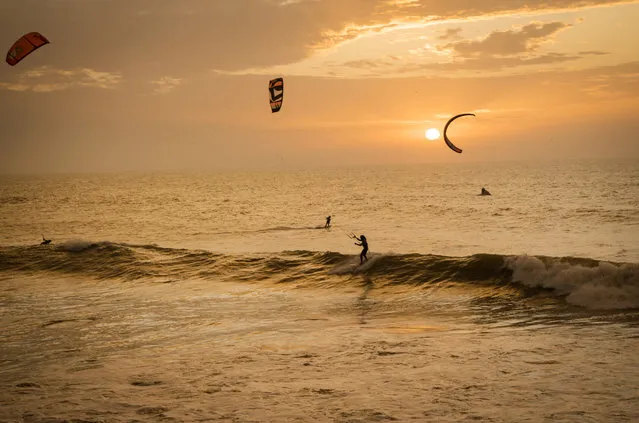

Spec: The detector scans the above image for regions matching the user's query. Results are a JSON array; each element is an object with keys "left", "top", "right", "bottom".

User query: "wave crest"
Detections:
[
  {"left": 0, "top": 242, "right": 637, "bottom": 310},
  {"left": 506, "top": 255, "right": 639, "bottom": 309}
]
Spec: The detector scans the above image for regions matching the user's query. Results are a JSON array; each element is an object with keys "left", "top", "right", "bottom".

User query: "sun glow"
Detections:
[{"left": 425, "top": 128, "right": 440, "bottom": 140}]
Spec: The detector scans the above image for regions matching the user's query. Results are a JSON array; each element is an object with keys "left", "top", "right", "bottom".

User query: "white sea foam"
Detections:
[{"left": 506, "top": 255, "right": 639, "bottom": 309}]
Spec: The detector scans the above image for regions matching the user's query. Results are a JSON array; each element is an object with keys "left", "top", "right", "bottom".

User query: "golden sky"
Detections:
[{"left": 1, "top": 0, "right": 638, "bottom": 173}]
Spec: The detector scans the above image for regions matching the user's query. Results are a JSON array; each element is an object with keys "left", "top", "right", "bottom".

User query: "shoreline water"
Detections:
[{"left": 1, "top": 269, "right": 638, "bottom": 422}]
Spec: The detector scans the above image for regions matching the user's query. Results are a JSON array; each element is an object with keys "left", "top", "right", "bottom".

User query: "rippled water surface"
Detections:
[
  {"left": 1, "top": 159, "right": 638, "bottom": 422},
  {"left": 1, "top": 159, "right": 638, "bottom": 260}
]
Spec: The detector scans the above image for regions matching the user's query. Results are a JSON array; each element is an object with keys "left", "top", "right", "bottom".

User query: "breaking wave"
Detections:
[{"left": 0, "top": 241, "right": 637, "bottom": 310}]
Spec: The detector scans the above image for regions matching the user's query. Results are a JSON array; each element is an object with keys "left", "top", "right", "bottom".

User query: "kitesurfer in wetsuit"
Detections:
[
  {"left": 353, "top": 234, "right": 368, "bottom": 264},
  {"left": 325, "top": 215, "right": 331, "bottom": 228}
]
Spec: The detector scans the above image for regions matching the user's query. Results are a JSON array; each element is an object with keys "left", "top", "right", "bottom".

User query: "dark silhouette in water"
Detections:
[
  {"left": 350, "top": 233, "right": 368, "bottom": 265},
  {"left": 40, "top": 235, "right": 51, "bottom": 245},
  {"left": 325, "top": 215, "right": 331, "bottom": 228},
  {"left": 480, "top": 187, "right": 491, "bottom": 196}
]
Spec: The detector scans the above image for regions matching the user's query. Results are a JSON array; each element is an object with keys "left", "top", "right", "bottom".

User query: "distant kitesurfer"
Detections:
[
  {"left": 481, "top": 187, "right": 491, "bottom": 196},
  {"left": 350, "top": 234, "right": 368, "bottom": 265},
  {"left": 325, "top": 215, "right": 332, "bottom": 228},
  {"left": 40, "top": 236, "right": 51, "bottom": 245}
]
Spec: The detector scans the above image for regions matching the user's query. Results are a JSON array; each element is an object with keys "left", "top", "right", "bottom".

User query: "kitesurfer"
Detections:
[
  {"left": 481, "top": 187, "right": 491, "bottom": 196},
  {"left": 40, "top": 236, "right": 51, "bottom": 245},
  {"left": 350, "top": 234, "right": 368, "bottom": 265},
  {"left": 325, "top": 215, "right": 331, "bottom": 228}
]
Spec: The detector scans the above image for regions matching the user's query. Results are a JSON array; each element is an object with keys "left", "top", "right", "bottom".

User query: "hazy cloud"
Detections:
[
  {"left": 0, "top": 0, "right": 633, "bottom": 80},
  {"left": 377, "top": 0, "right": 638, "bottom": 20},
  {"left": 336, "top": 20, "right": 585, "bottom": 75},
  {"left": 443, "top": 22, "right": 572, "bottom": 58},
  {"left": 150, "top": 76, "right": 182, "bottom": 94},
  {"left": 0, "top": 66, "right": 122, "bottom": 92},
  {"left": 340, "top": 59, "right": 396, "bottom": 69},
  {"left": 579, "top": 50, "right": 610, "bottom": 55},
  {"left": 438, "top": 28, "right": 463, "bottom": 41},
  {"left": 397, "top": 52, "right": 582, "bottom": 73}
]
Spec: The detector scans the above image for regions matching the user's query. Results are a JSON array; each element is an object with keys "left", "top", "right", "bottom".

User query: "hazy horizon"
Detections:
[{"left": 1, "top": 156, "right": 637, "bottom": 177}]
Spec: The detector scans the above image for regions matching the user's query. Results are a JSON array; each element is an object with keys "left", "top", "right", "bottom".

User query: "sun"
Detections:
[{"left": 425, "top": 128, "right": 440, "bottom": 141}]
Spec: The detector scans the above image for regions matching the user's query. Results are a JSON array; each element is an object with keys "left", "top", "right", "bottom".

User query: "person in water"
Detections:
[
  {"left": 352, "top": 234, "right": 368, "bottom": 264},
  {"left": 40, "top": 236, "right": 51, "bottom": 245},
  {"left": 325, "top": 215, "right": 332, "bottom": 228},
  {"left": 481, "top": 187, "right": 491, "bottom": 196}
]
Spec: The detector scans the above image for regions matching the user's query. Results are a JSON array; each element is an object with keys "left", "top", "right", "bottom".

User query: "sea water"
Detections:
[{"left": 1, "top": 159, "right": 638, "bottom": 422}]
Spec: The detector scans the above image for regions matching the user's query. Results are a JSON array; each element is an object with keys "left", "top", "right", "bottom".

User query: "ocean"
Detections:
[{"left": 1, "top": 159, "right": 638, "bottom": 422}]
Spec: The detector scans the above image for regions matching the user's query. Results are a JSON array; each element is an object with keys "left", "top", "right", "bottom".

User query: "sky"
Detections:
[{"left": 1, "top": 0, "right": 638, "bottom": 173}]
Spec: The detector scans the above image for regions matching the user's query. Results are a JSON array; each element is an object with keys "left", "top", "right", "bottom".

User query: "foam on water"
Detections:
[{"left": 507, "top": 255, "right": 639, "bottom": 309}]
